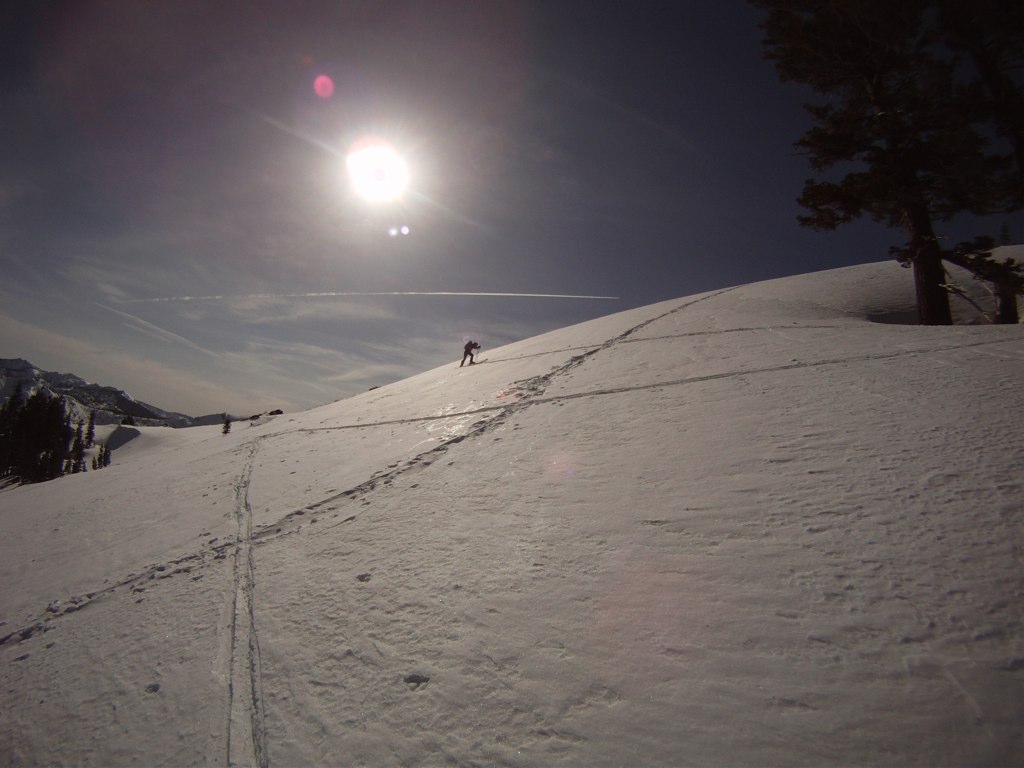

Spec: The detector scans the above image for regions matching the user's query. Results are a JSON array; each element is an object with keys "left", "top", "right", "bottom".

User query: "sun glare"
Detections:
[{"left": 345, "top": 141, "right": 410, "bottom": 202}]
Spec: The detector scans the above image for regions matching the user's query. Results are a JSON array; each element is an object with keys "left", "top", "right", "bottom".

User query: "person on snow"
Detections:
[{"left": 461, "top": 340, "right": 481, "bottom": 367}]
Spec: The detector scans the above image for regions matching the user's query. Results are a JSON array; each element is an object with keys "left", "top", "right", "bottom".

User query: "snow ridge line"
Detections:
[{"left": 227, "top": 439, "right": 268, "bottom": 768}]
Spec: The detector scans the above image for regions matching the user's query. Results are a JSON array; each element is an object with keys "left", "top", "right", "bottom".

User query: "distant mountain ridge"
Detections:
[{"left": 0, "top": 358, "right": 226, "bottom": 428}]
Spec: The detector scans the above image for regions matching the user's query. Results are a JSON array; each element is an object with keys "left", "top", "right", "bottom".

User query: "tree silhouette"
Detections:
[
  {"left": 752, "top": 0, "right": 1021, "bottom": 324},
  {"left": 1, "top": 389, "right": 76, "bottom": 483}
]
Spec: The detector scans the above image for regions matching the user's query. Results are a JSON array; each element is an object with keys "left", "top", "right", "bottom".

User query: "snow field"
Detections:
[{"left": 1, "top": 261, "right": 1022, "bottom": 765}]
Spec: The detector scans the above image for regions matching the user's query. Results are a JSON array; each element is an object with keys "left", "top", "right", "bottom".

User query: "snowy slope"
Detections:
[{"left": 1, "top": 261, "right": 1022, "bottom": 766}]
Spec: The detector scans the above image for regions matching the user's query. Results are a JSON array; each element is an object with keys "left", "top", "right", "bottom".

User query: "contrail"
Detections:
[
  {"left": 124, "top": 291, "right": 620, "bottom": 304},
  {"left": 95, "top": 303, "right": 220, "bottom": 356}
]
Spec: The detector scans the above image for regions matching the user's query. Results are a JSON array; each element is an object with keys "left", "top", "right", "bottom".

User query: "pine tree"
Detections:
[
  {"left": 72, "top": 422, "right": 86, "bottom": 474},
  {"left": 85, "top": 411, "right": 96, "bottom": 449},
  {"left": 0, "top": 384, "right": 23, "bottom": 478},
  {"left": 10, "top": 392, "right": 71, "bottom": 482},
  {"left": 89, "top": 443, "right": 112, "bottom": 471},
  {"left": 59, "top": 410, "right": 73, "bottom": 478},
  {"left": 0, "top": 389, "right": 78, "bottom": 484},
  {"left": 751, "top": 0, "right": 1020, "bottom": 324}
]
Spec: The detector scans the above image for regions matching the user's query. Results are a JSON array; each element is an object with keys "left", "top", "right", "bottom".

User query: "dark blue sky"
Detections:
[{"left": 2, "top": 1, "right": 1015, "bottom": 414}]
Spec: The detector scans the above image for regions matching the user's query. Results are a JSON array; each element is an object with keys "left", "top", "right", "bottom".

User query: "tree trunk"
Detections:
[
  {"left": 905, "top": 203, "right": 953, "bottom": 325},
  {"left": 912, "top": 253, "right": 952, "bottom": 325},
  {"left": 996, "top": 282, "right": 1020, "bottom": 324}
]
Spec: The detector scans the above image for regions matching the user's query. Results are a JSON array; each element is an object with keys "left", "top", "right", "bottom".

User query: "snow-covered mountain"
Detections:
[
  {"left": 0, "top": 358, "right": 227, "bottom": 427},
  {"left": 1, "top": 261, "right": 1022, "bottom": 766}
]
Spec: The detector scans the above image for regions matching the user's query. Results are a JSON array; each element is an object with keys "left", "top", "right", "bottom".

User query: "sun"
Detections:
[{"left": 345, "top": 140, "right": 410, "bottom": 202}]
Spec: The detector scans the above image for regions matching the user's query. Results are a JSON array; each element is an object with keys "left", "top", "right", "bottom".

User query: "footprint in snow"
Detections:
[{"left": 404, "top": 673, "right": 430, "bottom": 690}]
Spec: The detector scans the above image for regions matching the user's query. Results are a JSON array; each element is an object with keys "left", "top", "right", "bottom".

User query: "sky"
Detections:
[{"left": 1, "top": 0, "right": 1020, "bottom": 416}]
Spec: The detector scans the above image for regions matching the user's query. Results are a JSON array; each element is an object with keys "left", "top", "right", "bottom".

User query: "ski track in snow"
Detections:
[
  {"left": 227, "top": 440, "right": 267, "bottom": 768},
  {"left": 3, "top": 271, "right": 1024, "bottom": 765}
]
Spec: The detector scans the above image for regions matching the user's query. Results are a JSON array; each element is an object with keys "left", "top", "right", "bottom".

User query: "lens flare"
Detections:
[{"left": 313, "top": 75, "right": 334, "bottom": 99}]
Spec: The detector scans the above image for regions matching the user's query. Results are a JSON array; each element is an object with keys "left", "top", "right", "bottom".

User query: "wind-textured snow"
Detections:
[{"left": 2, "top": 261, "right": 1022, "bottom": 766}]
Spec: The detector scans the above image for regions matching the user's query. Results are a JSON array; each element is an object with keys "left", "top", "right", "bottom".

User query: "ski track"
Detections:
[
  {"left": 3, "top": 285, "right": 1022, "bottom": 765},
  {"left": 227, "top": 440, "right": 268, "bottom": 768}
]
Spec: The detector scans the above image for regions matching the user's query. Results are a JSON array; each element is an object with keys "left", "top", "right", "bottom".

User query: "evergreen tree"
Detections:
[
  {"left": 85, "top": 411, "right": 96, "bottom": 449},
  {"left": 0, "top": 383, "right": 23, "bottom": 478},
  {"left": 11, "top": 392, "right": 71, "bottom": 482},
  {"left": 71, "top": 422, "right": 86, "bottom": 474},
  {"left": 0, "top": 389, "right": 75, "bottom": 484},
  {"left": 751, "top": 0, "right": 1020, "bottom": 324},
  {"left": 89, "top": 443, "right": 112, "bottom": 471}
]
